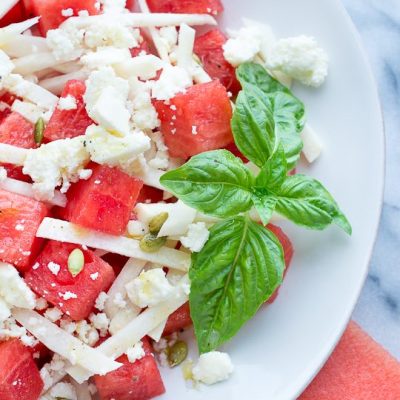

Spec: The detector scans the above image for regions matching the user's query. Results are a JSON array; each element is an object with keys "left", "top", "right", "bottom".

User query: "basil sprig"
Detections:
[
  {"left": 160, "top": 62, "right": 351, "bottom": 353},
  {"left": 234, "top": 63, "right": 305, "bottom": 169},
  {"left": 190, "top": 216, "right": 285, "bottom": 353}
]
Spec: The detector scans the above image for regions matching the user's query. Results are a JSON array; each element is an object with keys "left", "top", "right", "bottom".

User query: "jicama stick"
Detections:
[
  {"left": 177, "top": 23, "right": 196, "bottom": 70},
  {"left": 0, "top": 143, "right": 28, "bottom": 165},
  {"left": 40, "top": 70, "right": 88, "bottom": 95},
  {"left": 37, "top": 218, "right": 191, "bottom": 271},
  {"left": 0, "top": 0, "right": 19, "bottom": 19},
  {"left": 301, "top": 124, "right": 323, "bottom": 163},
  {"left": 13, "top": 53, "right": 64, "bottom": 75}
]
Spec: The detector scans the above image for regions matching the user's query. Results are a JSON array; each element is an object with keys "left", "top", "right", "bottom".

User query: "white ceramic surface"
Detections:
[{"left": 159, "top": 0, "right": 384, "bottom": 399}]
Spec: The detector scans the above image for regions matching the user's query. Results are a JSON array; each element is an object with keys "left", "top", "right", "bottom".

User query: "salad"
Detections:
[{"left": 0, "top": 0, "right": 351, "bottom": 399}]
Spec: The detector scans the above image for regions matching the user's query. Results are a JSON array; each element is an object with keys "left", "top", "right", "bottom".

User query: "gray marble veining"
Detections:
[{"left": 342, "top": 0, "right": 400, "bottom": 360}]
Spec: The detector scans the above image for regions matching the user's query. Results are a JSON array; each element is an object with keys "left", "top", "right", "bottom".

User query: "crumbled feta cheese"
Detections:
[
  {"left": 76, "top": 320, "right": 100, "bottom": 346},
  {"left": 85, "top": 124, "right": 150, "bottom": 170},
  {"left": 0, "top": 263, "right": 36, "bottom": 309},
  {"left": 90, "top": 272, "right": 99, "bottom": 281},
  {"left": 15, "top": 224, "right": 24, "bottom": 231},
  {"left": 46, "top": 26, "right": 84, "bottom": 62},
  {"left": 95, "top": 292, "right": 108, "bottom": 311},
  {"left": 44, "top": 307, "right": 63, "bottom": 323},
  {"left": 180, "top": 222, "right": 209, "bottom": 252},
  {"left": 266, "top": 36, "right": 328, "bottom": 87},
  {"left": 159, "top": 26, "right": 178, "bottom": 53},
  {"left": 61, "top": 8, "right": 74, "bottom": 17},
  {"left": 151, "top": 65, "right": 192, "bottom": 101},
  {"left": 78, "top": 10, "right": 90, "bottom": 17},
  {"left": 22, "top": 137, "right": 90, "bottom": 201},
  {"left": 59, "top": 291, "right": 77, "bottom": 301},
  {"left": 89, "top": 312, "right": 110, "bottom": 336},
  {"left": 79, "top": 168, "right": 92, "bottom": 180},
  {"left": 126, "top": 268, "right": 174, "bottom": 308},
  {"left": 35, "top": 297, "right": 48, "bottom": 311},
  {"left": 0, "top": 299, "right": 11, "bottom": 323},
  {"left": 101, "top": 0, "right": 127, "bottom": 13},
  {"left": 50, "top": 382, "right": 77, "bottom": 400},
  {"left": 60, "top": 316, "right": 77, "bottom": 334},
  {"left": 58, "top": 94, "right": 77, "bottom": 110},
  {"left": 0, "top": 50, "right": 14, "bottom": 80},
  {"left": 126, "top": 341, "right": 145, "bottom": 363},
  {"left": 192, "top": 351, "right": 234, "bottom": 385},
  {"left": 113, "top": 292, "right": 127, "bottom": 309},
  {"left": 81, "top": 47, "right": 132, "bottom": 70},
  {"left": 47, "top": 261, "right": 61, "bottom": 275}
]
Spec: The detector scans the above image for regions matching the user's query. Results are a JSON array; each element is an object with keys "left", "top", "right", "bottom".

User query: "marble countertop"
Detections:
[{"left": 342, "top": 0, "right": 400, "bottom": 360}]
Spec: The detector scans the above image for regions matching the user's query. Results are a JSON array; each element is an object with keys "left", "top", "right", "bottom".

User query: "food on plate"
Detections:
[{"left": 0, "top": 0, "right": 350, "bottom": 399}]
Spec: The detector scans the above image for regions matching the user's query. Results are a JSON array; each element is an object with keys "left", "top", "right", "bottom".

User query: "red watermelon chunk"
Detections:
[
  {"left": 0, "top": 339, "right": 44, "bottom": 400},
  {"left": 64, "top": 163, "right": 143, "bottom": 235},
  {"left": 25, "top": 240, "right": 115, "bottom": 321},
  {"left": 154, "top": 80, "right": 233, "bottom": 159},
  {"left": 194, "top": 29, "right": 241, "bottom": 95},
  {"left": 147, "top": 0, "right": 223, "bottom": 15},
  {"left": 0, "top": 189, "right": 48, "bottom": 271},
  {"left": 44, "top": 80, "right": 93, "bottom": 142},
  {"left": 30, "top": 0, "right": 100, "bottom": 36},
  {"left": 0, "top": 2, "right": 26, "bottom": 28},
  {"left": 94, "top": 337, "right": 165, "bottom": 400},
  {"left": 0, "top": 111, "right": 35, "bottom": 149},
  {"left": 163, "top": 302, "right": 192, "bottom": 336},
  {"left": 266, "top": 224, "right": 294, "bottom": 304}
]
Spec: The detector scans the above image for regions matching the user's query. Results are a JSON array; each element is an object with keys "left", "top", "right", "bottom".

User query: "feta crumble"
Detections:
[
  {"left": 180, "top": 222, "right": 210, "bottom": 252},
  {"left": 89, "top": 312, "right": 110, "bottom": 336},
  {"left": 47, "top": 261, "right": 61, "bottom": 276},
  {"left": 58, "top": 94, "right": 77, "bottom": 110},
  {"left": 49, "top": 382, "right": 77, "bottom": 400},
  {"left": 59, "top": 291, "right": 78, "bottom": 301},
  {"left": 192, "top": 351, "right": 234, "bottom": 385},
  {"left": 95, "top": 291, "right": 109, "bottom": 311},
  {"left": 61, "top": 8, "right": 74, "bottom": 17},
  {"left": 126, "top": 341, "right": 145, "bottom": 363},
  {"left": 44, "top": 307, "right": 63, "bottom": 323}
]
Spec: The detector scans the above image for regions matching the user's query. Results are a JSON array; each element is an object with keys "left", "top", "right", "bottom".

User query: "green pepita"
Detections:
[
  {"left": 68, "top": 248, "right": 85, "bottom": 277},
  {"left": 34, "top": 117, "right": 45, "bottom": 145},
  {"left": 168, "top": 340, "right": 188, "bottom": 367},
  {"left": 139, "top": 233, "right": 167, "bottom": 253},
  {"left": 148, "top": 212, "right": 169, "bottom": 235}
]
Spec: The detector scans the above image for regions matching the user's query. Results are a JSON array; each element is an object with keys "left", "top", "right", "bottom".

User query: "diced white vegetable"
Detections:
[
  {"left": 1, "top": 17, "right": 40, "bottom": 36},
  {"left": 2, "top": 35, "right": 49, "bottom": 58},
  {"left": 0, "top": 0, "right": 20, "bottom": 19},
  {"left": 13, "top": 308, "right": 122, "bottom": 375},
  {"left": 177, "top": 23, "right": 195, "bottom": 70},
  {"left": 70, "top": 380, "right": 92, "bottom": 400},
  {"left": 135, "top": 164, "right": 165, "bottom": 190},
  {"left": 11, "top": 100, "right": 45, "bottom": 124},
  {"left": 67, "top": 276, "right": 189, "bottom": 383},
  {"left": 105, "top": 258, "right": 146, "bottom": 319},
  {"left": 0, "top": 49, "right": 14, "bottom": 77},
  {"left": 40, "top": 70, "right": 88, "bottom": 96},
  {"left": 147, "top": 320, "right": 167, "bottom": 342},
  {"left": 114, "top": 55, "right": 165, "bottom": 80},
  {"left": 0, "top": 298, "right": 11, "bottom": 323},
  {"left": 37, "top": 218, "right": 191, "bottom": 271},
  {"left": 0, "top": 176, "right": 67, "bottom": 207},
  {"left": 137, "top": 0, "right": 170, "bottom": 62},
  {"left": 0, "top": 143, "right": 28, "bottom": 165},
  {"left": 81, "top": 48, "right": 132, "bottom": 70},
  {"left": 62, "top": 13, "right": 217, "bottom": 29},
  {"left": 4, "top": 74, "right": 58, "bottom": 110},
  {"left": 13, "top": 53, "right": 64, "bottom": 75},
  {"left": 52, "top": 62, "right": 81, "bottom": 74},
  {"left": 109, "top": 307, "right": 141, "bottom": 335},
  {"left": 192, "top": 60, "right": 212, "bottom": 84},
  {"left": 135, "top": 200, "right": 197, "bottom": 237},
  {"left": 301, "top": 123, "right": 323, "bottom": 163}
]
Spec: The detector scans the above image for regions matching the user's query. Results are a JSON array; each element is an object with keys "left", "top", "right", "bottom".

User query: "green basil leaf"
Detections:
[
  {"left": 190, "top": 216, "right": 285, "bottom": 353},
  {"left": 270, "top": 175, "right": 352, "bottom": 234},
  {"left": 231, "top": 85, "right": 276, "bottom": 168},
  {"left": 160, "top": 150, "right": 254, "bottom": 218},
  {"left": 237, "top": 62, "right": 291, "bottom": 95},
  {"left": 251, "top": 193, "right": 277, "bottom": 225},
  {"left": 256, "top": 144, "right": 287, "bottom": 190}
]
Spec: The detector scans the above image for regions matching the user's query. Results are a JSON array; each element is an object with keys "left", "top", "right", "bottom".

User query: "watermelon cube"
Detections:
[
  {"left": 64, "top": 163, "right": 143, "bottom": 235},
  {"left": 30, "top": 0, "right": 100, "bottom": 36},
  {"left": 266, "top": 224, "right": 294, "bottom": 304},
  {"left": 154, "top": 80, "right": 233, "bottom": 159},
  {"left": 194, "top": 29, "right": 241, "bottom": 95},
  {"left": 25, "top": 240, "right": 115, "bottom": 321},
  {"left": 163, "top": 302, "right": 192, "bottom": 336},
  {"left": 0, "top": 189, "right": 48, "bottom": 271},
  {"left": 0, "top": 339, "right": 44, "bottom": 400},
  {"left": 44, "top": 80, "right": 93, "bottom": 142},
  {"left": 147, "top": 0, "right": 223, "bottom": 15},
  {"left": 0, "top": 111, "right": 35, "bottom": 149},
  {"left": 94, "top": 337, "right": 165, "bottom": 400}
]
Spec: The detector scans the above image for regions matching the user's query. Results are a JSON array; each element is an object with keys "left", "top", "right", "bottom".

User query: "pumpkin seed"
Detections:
[
  {"left": 139, "top": 233, "right": 167, "bottom": 253},
  {"left": 34, "top": 117, "right": 45, "bottom": 145},
  {"left": 148, "top": 212, "right": 169, "bottom": 235},
  {"left": 68, "top": 248, "right": 84, "bottom": 277},
  {"left": 168, "top": 340, "right": 188, "bottom": 367}
]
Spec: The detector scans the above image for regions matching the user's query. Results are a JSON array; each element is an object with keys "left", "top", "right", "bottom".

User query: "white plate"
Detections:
[{"left": 159, "top": 0, "right": 384, "bottom": 399}]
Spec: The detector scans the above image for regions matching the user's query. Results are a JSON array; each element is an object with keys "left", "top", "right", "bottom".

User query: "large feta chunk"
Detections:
[
  {"left": 151, "top": 65, "right": 192, "bottom": 101},
  {"left": 0, "top": 262, "right": 36, "bottom": 309},
  {"left": 180, "top": 222, "right": 209, "bottom": 252},
  {"left": 125, "top": 268, "right": 174, "bottom": 308},
  {"left": 85, "top": 124, "right": 150, "bottom": 168},
  {"left": 266, "top": 36, "right": 328, "bottom": 87},
  {"left": 192, "top": 351, "right": 234, "bottom": 385},
  {"left": 49, "top": 382, "right": 77, "bottom": 400},
  {"left": 126, "top": 340, "right": 145, "bottom": 363},
  {"left": 22, "top": 137, "right": 90, "bottom": 201},
  {"left": 81, "top": 47, "right": 132, "bottom": 70}
]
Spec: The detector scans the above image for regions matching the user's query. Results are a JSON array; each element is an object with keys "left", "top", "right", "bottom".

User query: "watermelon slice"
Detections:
[
  {"left": 30, "top": 0, "right": 100, "bottom": 36},
  {"left": 147, "top": 0, "right": 223, "bottom": 15},
  {"left": 194, "top": 29, "right": 241, "bottom": 95},
  {"left": 0, "top": 339, "right": 44, "bottom": 400},
  {"left": 154, "top": 80, "right": 233, "bottom": 159},
  {"left": 136, "top": 185, "right": 164, "bottom": 204},
  {"left": 300, "top": 321, "right": 400, "bottom": 399},
  {"left": 266, "top": 224, "right": 294, "bottom": 304},
  {"left": 163, "top": 302, "right": 192, "bottom": 336},
  {"left": 63, "top": 163, "right": 143, "bottom": 235},
  {"left": 25, "top": 240, "right": 115, "bottom": 321},
  {"left": 0, "top": 111, "right": 35, "bottom": 149},
  {"left": 0, "top": 2, "right": 26, "bottom": 28},
  {"left": 94, "top": 337, "right": 165, "bottom": 400},
  {"left": 44, "top": 80, "right": 93, "bottom": 142},
  {"left": 0, "top": 189, "right": 48, "bottom": 271}
]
